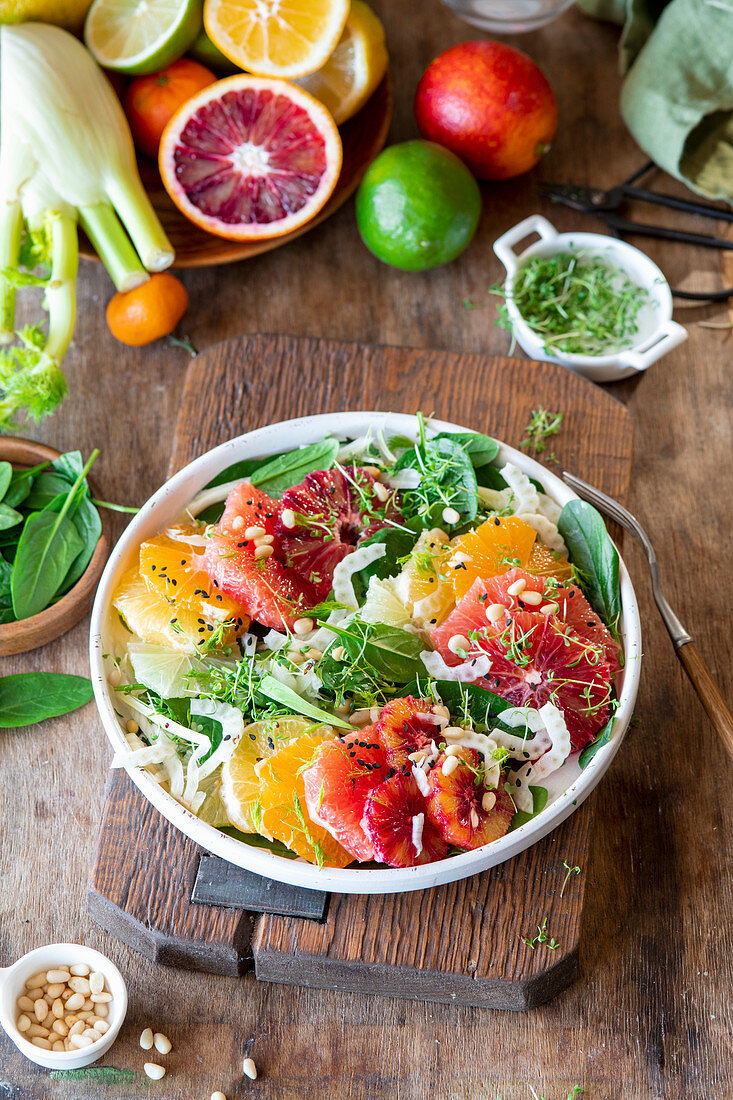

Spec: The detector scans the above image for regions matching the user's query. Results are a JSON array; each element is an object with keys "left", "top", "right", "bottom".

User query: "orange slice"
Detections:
[
  {"left": 258, "top": 732, "right": 353, "bottom": 867},
  {"left": 204, "top": 0, "right": 349, "bottom": 78},
  {"left": 221, "top": 717, "right": 316, "bottom": 834},
  {"left": 402, "top": 528, "right": 455, "bottom": 627},
  {"left": 527, "top": 541, "right": 574, "bottom": 583},
  {"left": 447, "top": 516, "right": 537, "bottom": 599}
]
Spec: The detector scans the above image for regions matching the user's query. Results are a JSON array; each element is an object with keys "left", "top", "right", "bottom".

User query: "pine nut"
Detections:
[
  {"left": 34, "top": 999, "right": 48, "bottom": 1022},
  {"left": 82, "top": 1029, "right": 100, "bottom": 1042},
  {"left": 212, "top": 1093, "right": 227, "bottom": 1100},
  {"left": 90, "top": 992, "right": 112, "bottom": 1003},
  {"left": 26, "top": 988, "right": 44, "bottom": 1002},
  {"left": 144, "top": 1064, "right": 166, "bottom": 1080},
  {"left": 541, "top": 602, "right": 560, "bottom": 616},
  {"left": 293, "top": 617, "right": 314, "bottom": 636},
  {"left": 68, "top": 976, "right": 91, "bottom": 995},
  {"left": 521, "top": 590, "right": 542, "bottom": 606},
  {"left": 17, "top": 995, "right": 34, "bottom": 1013},
  {"left": 469, "top": 807, "right": 480, "bottom": 829},
  {"left": 52, "top": 1020, "right": 68, "bottom": 1037},
  {"left": 486, "top": 602, "right": 506, "bottom": 624},
  {"left": 93, "top": 1002, "right": 109, "bottom": 1019},
  {"left": 140, "top": 1027, "right": 154, "bottom": 1050},
  {"left": 61, "top": 989, "right": 73, "bottom": 1001},
  {"left": 64, "top": 1015, "right": 78, "bottom": 1027},
  {"left": 482, "top": 791, "right": 496, "bottom": 812},
  {"left": 126, "top": 719, "right": 139, "bottom": 734},
  {"left": 46, "top": 983, "right": 66, "bottom": 999},
  {"left": 51, "top": 998, "right": 65, "bottom": 1018},
  {"left": 65, "top": 993, "right": 84, "bottom": 1012},
  {"left": 257, "top": 533, "right": 275, "bottom": 545},
  {"left": 27, "top": 1024, "right": 50, "bottom": 1038},
  {"left": 373, "top": 481, "right": 390, "bottom": 502},
  {"left": 77, "top": 1011, "right": 93, "bottom": 1021},
  {"left": 442, "top": 506, "right": 460, "bottom": 525},
  {"left": 444, "top": 745, "right": 462, "bottom": 757},
  {"left": 331, "top": 646, "right": 345, "bottom": 662},
  {"left": 16, "top": 1014, "right": 31, "bottom": 1033},
  {"left": 108, "top": 668, "right": 122, "bottom": 687},
  {"left": 31, "top": 1036, "right": 52, "bottom": 1049},
  {"left": 47, "top": 969, "right": 71, "bottom": 983},
  {"left": 447, "top": 633, "right": 470, "bottom": 655},
  {"left": 94, "top": 1020, "right": 110, "bottom": 1034},
  {"left": 63, "top": 1039, "right": 72, "bottom": 1051},
  {"left": 52, "top": 1041, "right": 65, "bottom": 1051},
  {"left": 88, "top": 972, "right": 105, "bottom": 995},
  {"left": 443, "top": 726, "right": 465, "bottom": 740},
  {"left": 243, "top": 1057, "right": 258, "bottom": 1080},
  {"left": 231, "top": 515, "right": 244, "bottom": 532},
  {"left": 69, "top": 964, "right": 89, "bottom": 977},
  {"left": 68, "top": 1021, "right": 86, "bottom": 1037},
  {"left": 442, "top": 756, "right": 459, "bottom": 777},
  {"left": 70, "top": 1034, "right": 93, "bottom": 1049},
  {"left": 280, "top": 508, "right": 296, "bottom": 529},
  {"left": 507, "top": 578, "right": 526, "bottom": 596},
  {"left": 306, "top": 648, "right": 322, "bottom": 660},
  {"left": 253, "top": 543, "right": 273, "bottom": 560},
  {"left": 154, "top": 1032, "right": 172, "bottom": 1054},
  {"left": 26, "top": 973, "right": 47, "bottom": 990},
  {"left": 244, "top": 525, "right": 266, "bottom": 539}
]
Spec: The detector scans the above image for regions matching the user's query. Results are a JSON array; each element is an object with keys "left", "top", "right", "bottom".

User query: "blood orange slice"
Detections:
[
  {"left": 362, "top": 773, "right": 448, "bottom": 868},
  {"left": 302, "top": 728, "right": 386, "bottom": 862},
  {"left": 373, "top": 696, "right": 445, "bottom": 769},
  {"left": 426, "top": 753, "right": 514, "bottom": 850},
  {"left": 159, "top": 76, "right": 343, "bottom": 242}
]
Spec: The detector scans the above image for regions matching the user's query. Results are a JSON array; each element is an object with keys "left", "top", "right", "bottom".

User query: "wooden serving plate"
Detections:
[
  {"left": 0, "top": 438, "right": 110, "bottom": 657},
  {"left": 88, "top": 334, "right": 634, "bottom": 1009},
  {"left": 79, "top": 76, "right": 392, "bottom": 269}
]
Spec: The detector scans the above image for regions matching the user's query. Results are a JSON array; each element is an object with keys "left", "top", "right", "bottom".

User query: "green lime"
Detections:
[
  {"left": 188, "top": 27, "right": 239, "bottom": 74},
  {"left": 355, "top": 140, "right": 481, "bottom": 271},
  {"left": 84, "top": 0, "right": 202, "bottom": 75}
]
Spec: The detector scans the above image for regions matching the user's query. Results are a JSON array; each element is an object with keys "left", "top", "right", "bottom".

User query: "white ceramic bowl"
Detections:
[
  {"left": 493, "top": 214, "right": 688, "bottom": 383},
  {"left": 0, "top": 943, "right": 127, "bottom": 1069},
  {"left": 90, "top": 411, "right": 642, "bottom": 895}
]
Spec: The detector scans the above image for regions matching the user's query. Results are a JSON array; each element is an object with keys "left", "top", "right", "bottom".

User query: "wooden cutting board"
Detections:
[{"left": 88, "top": 334, "right": 633, "bottom": 1010}]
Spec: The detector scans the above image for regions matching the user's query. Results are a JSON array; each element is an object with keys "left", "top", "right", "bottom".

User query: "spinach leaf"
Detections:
[
  {"left": 193, "top": 713, "right": 223, "bottom": 764},
  {"left": 197, "top": 502, "right": 226, "bottom": 525},
  {"left": 3, "top": 462, "right": 48, "bottom": 508},
  {"left": 429, "top": 680, "right": 512, "bottom": 728},
  {"left": 256, "top": 675, "right": 351, "bottom": 730},
  {"left": 250, "top": 438, "right": 339, "bottom": 495},
  {"left": 396, "top": 436, "right": 478, "bottom": 527},
  {"left": 558, "top": 499, "right": 621, "bottom": 631},
  {"left": 11, "top": 511, "right": 84, "bottom": 618},
  {"left": 476, "top": 464, "right": 509, "bottom": 491},
  {"left": 0, "top": 461, "right": 11, "bottom": 499},
  {"left": 0, "top": 502, "right": 23, "bottom": 530},
  {"left": 24, "top": 470, "right": 75, "bottom": 510},
  {"left": 0, "top": 556, "right": 13, "bottom": 622},
  {"left": 325, "top": 619, "right": 426, "bottom": 682},
  {"left": 432, "top": 431, "right": 499, "bottom": 469},
  {"left": 510, "top": 785, "right": 549, "bottom": 830},
  {"left": 51, "top": 449, "right": 85, "bottom": 481},
  {"left": 54, "top": 493, "right": 102, "bottom": 594},
  {"left": 0, "top": 673, "right": 94, "bottom": 727},
  {"left": 351, "top": 527, "right": 417, "bottom": 603},
  {"left": 205, "top": 453, "right": 288, "bottom": 490},
  {"left": 578, "top": 716, "right": 615, "bottom": 769},
  {"left": 218, "top": 825, "right": 299, "bottom": 859}
]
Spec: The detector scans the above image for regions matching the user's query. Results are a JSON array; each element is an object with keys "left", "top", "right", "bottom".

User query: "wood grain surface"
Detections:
[
  {"left": 1, "top": 4, "right": 731, "bottom": 1098},
  {"left": 89, "top": 335, "right": 633, "bottom": 1008}
]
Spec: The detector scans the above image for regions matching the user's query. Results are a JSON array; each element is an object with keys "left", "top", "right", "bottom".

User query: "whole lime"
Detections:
[{"left": 355, "top": 140, "right": 481, "bottom": 271}]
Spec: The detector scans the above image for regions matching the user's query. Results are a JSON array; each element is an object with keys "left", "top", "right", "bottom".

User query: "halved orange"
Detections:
[
  {"left": 447, "top": 516, "right": 537, "bottom": 599},
  {"left": 204, "top": 0, "right": 349, "bottom": 78},
  {"left": 159, "top": 75, "right": 343, "bottom": 242}
]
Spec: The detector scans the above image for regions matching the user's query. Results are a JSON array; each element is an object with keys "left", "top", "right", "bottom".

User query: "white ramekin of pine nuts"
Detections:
[{"left": 0, "top": 943, "right": 127, "bottom": 1069}]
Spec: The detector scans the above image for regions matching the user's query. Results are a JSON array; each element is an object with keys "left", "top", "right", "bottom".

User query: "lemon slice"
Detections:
[
  {"left": 204, "top": 0, "right": 349, "bottom": 79},
  {"left": 296, "top": 0, "right": 388, "bottom": 124},
  {"left": 84, "top": 0, "right": 202, "bottom": 75}
]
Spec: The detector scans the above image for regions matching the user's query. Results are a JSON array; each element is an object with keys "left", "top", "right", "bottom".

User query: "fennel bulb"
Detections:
[{"left": 0, "top": 22, "right": 174, "bottom": 432}]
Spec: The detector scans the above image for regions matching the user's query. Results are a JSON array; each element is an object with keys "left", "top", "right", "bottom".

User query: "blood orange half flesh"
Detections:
[{"left": 159, "top": 75, "right": 343, "bottom": 241}]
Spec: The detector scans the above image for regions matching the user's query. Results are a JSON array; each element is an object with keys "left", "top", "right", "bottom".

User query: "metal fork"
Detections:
[{"left": 563, "top": 471, "right": 733, "bottom": 763}]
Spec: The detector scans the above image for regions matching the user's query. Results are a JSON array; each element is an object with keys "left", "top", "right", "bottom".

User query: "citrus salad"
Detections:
[{"left": 107, "top": 416, "right": 624, "bottom": 870}]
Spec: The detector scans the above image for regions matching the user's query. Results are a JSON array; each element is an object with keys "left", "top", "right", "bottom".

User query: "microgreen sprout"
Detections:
[
  {"left": 520, "top": 916, "right": 559, "bottom": 951},
  {"left": 560, "top": 860, "right": 581, "bottom": 898},
  {"left": 520, "top": 406, "right": 563, "bottom": 459}
]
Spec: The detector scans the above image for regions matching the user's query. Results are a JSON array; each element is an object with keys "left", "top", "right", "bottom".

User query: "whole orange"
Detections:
[
  {"left": 106, "top": 273, "right": 188, "bottom": 346},
  {"left": 125, "top": 59, "right": 217, "bottom": 158},
  {"left": 414, "top": 41, "right": 557, "bottom": 181}
]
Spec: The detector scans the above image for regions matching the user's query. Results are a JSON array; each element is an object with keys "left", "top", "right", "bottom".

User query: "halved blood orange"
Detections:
[{"left": 158, "top": 75, "right": 343, "bottom": 242}]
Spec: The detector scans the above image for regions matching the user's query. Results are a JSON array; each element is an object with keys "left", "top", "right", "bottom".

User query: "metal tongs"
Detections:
[
  {"left": 541, "top": 162, "right": 733, "bottom": 301},
  {"left": 563, "top": 472, "right": 733, "bottom": 764}
]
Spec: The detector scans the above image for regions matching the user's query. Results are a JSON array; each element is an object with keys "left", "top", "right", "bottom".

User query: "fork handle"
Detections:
[{"left": 676, "top": 641, "right": 733, "bottom": 763}]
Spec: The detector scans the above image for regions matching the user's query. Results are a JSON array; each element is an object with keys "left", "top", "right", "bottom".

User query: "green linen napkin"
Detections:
[{"left": 579, "top": 0, "right": 733, "bottom": 202}]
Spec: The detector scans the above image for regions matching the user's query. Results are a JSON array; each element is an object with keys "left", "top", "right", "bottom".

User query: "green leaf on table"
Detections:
[
  {"left": 256, "top": 675, "right": 351, "bottom": 730},
  {"left": 11, "top": 510, "right": 84, "bottom": 618},
  {"left": 510, "top": 784, "right": 549, "bottom": 830},
  {"left": 0, "top": 461, "right": 11, "bottom": 500},
  {"left": 0, "top": 502, "right": 23, "bottom": 530},
  {"left": 578, "top": 716, "right": 615, "bottom": 769},
  {"left": 558, "top": 499, "right": 621, "bottom": 633},
  {"left": 0, "top": 673, "right": 94, "bottom": 727}
]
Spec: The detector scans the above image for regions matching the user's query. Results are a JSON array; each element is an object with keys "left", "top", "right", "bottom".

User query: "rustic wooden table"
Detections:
[{"left": 2, "top": 4, "right": 731, "bottom": 1098}]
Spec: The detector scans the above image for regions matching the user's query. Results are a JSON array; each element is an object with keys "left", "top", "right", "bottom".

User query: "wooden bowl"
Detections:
[
  {"left": 0, "top": 438, "right": 111, "bottom": 656},
  {"left": 79, "top": 75, "right": 392, "bottom": 269}
]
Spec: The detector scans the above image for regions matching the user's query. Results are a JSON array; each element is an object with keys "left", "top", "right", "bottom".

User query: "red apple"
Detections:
[{"left": 414, "top": 41, "right": 558, "bottom": 181}]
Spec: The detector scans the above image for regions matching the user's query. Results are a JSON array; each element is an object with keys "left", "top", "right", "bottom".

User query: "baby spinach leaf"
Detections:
[
  {"left": 51, "top": 449, "right": 85, "bottom": 482},
  {"left": 510, "top": 785, "right": 549, "bottom": 830},
  {"left": 558, "top": 499, "right": 621, "bottom": 631},
  {"left": 0, "top": 556, "right": 13, "bottom": 622},
  {"left": 193, "top": 713, "right": 223, "bottom": 764},
  {"left": 54, "top": 493, "right": 103, "bottom": 595},
  {"left": 0, "top": 461, "right": 11, "bottom": 499},
  {"left": 325, "top": 619, "right": 426, "bottom": 683},
  {"left": 428, "top": 680, "right": 512, "bottom": 728},
  {"left": 432, "top": 431, "right": 499, "bottom": 468},
  {"left": 249, "top": 438, "right": 339, "bottom": 495},
  {"left": 24, "top": 470, "right": 75, "bottom": 510},
  {"left": 396, "top": 436, "right": 478, "bottom": 527},
  {"left": 0, "top": 502, "right": 23, "bottom": 530},
  {"left": 351, "top": 527, "right": 417, "bottom": 602},
  {"left": 0, "top": 673, "right": 94, "bottom": 727},
  {"left": 3, "top": 462, "right": 48, "bottom": 508},
  {"left": 578, "top": 716, "right": 615, "bottom": 769},
  {"left": 205, "top": 452, "right": 288, "bottom": 490},
  {"left": 218, "top": 825, "right": 299, "bottom": 859},
  {"left": 256, "top": 675, "right": 351, "bottom": 730},
  {"left": 476, "top": 464, "right": 509, "bottom": 491},
  {"left": 11, "top": 511, "right": 84, "bottom": 618}
]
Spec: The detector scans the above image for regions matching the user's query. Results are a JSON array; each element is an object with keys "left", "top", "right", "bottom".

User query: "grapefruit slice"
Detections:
[
  {"left": 204, "top": 0, "right": 349, "bottom": 79},
  {"left": 159, "top": 76, "right": 343, "bottom": 242},
  {"left": 302, "top": 728, "right": 386, "bottom": 862}
]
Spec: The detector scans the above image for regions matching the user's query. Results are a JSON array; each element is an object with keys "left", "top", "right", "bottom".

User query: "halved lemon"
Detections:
[
  {"left": 296, "top": 0, "right": 388, "bottom": 125},
  {"left": 204, "top": 0, "right": 349, "bottom": 79},
  {"left": 84, "top": 0, "right": 202, "bottom": 74}
]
